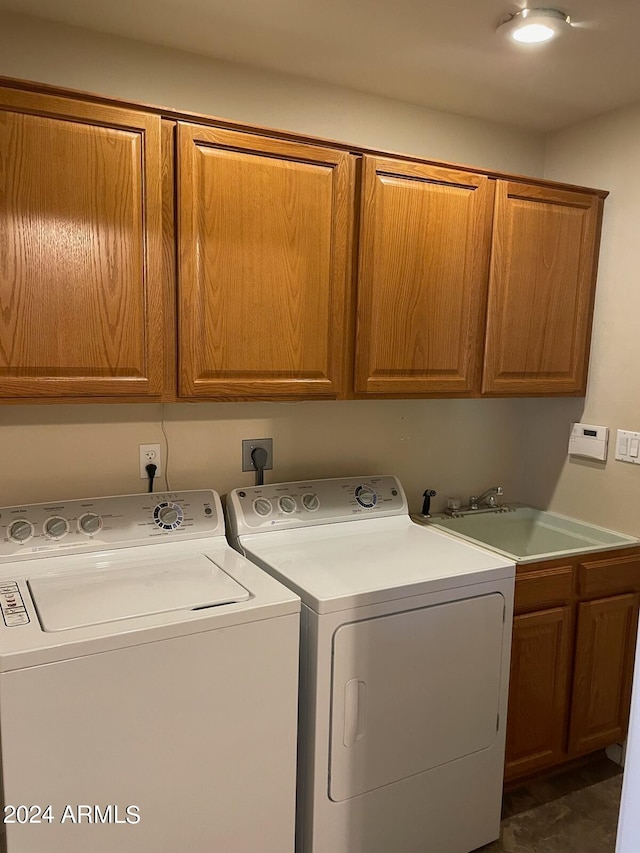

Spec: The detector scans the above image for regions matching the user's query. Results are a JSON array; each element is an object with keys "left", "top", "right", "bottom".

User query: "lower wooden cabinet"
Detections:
[
  {"left": 505, "top": 607, "right": 572, "bottom": 781},
  {"left": 504, "top": 548, "right": 640, "bottom": 784},
  {"left": 569, "top": 593, "right": 640, "bottom": 755}
]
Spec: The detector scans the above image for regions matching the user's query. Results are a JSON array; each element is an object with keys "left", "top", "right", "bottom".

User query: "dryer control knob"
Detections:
[
  {"left": 302, "top": 493, "right": 320, "bottom": 512},
  {"left": 9, "top": 519, "right": 34, "bottom": 543},
  {"left": 278, "top": 496, "right": 297, "bottom": 514},
  {"left": 79, "top": 513, "right": 102, "bottom": 536},
  {"left": 44, "top": 516, "right": 69, "bottom": 539},
  {"left": 253, "top": 498, "right": 272, "bottom": 517},
  {"left": 355, "top": 486, "right": 377, "bottom": 508}
]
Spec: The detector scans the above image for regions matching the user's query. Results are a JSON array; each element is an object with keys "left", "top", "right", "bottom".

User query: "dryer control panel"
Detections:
[
  {"left": 0, "top": 491, "right": 223, "bottom": 561},
  {"left": 227, "top": 475, "right": 407, "bottom": 536}
]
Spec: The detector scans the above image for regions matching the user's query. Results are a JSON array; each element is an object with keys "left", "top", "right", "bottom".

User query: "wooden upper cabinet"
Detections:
[
  {"left": 0, "top": 88, "right": 164, "bottom": 399},
  {"left": 0, "top": 77, "right": 609, "bottom": 403},
  {"left": 482, "top": 181, "right": 603, "bottom": 395},
  {"left": 354, "top": 156, "right": 494, "bottom": 395},
  {"left": 177, "top": 123, "right": 355, "bottom": 399}
]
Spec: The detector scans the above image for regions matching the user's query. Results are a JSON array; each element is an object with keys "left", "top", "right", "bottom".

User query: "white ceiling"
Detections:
[{"left": 1, "top": 0, "right": 639, "bottom": 131}]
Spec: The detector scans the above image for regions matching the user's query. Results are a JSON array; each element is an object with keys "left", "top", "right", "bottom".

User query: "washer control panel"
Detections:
[
  {"left": 0, "top": 491, "right": 222, "bottom": 560},
  {"left": 228, "top": 475, "right": 407, "bottom": 535},
  {"left": 0, "top": 582, "right": 29, "bottom": 627}
]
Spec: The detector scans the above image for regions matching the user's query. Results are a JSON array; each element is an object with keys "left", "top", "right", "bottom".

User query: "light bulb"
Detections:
[
  {"left": 498, "top": 8, "right": 571, "bottom": 44},
  {"left": 512, "top": 23, "right": 556, "bottom": 43}
]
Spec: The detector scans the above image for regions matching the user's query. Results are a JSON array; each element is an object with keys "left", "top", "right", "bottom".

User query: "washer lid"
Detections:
[{"left": 28, "top": 554, "right": 251, "bottom": 632}]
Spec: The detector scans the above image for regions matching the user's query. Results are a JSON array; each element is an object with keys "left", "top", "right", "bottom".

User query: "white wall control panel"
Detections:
[
  {"left": 568, "top": 423, "right": 609, "bottom": 461},
  {"left": 615, "top": 430, "right": 640, "bottom": 465}
]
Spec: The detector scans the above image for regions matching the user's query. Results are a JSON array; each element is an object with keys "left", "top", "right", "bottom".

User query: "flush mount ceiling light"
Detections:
[{"left": 498, "top": 8, "right": 571, "bottom": 44}]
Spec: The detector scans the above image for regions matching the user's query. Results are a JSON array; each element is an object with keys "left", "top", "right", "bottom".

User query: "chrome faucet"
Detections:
[{"left": 468, "top": 486, "right": 503, "bottom": 511}]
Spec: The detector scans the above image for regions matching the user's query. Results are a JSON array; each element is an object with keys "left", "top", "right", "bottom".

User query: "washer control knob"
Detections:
[
  {"left": 153, "top": 502, "right": 184, "bottom": 530},
  {"left": 158, "top": 505, "right": 179, "bottom": 526},
  {"left": 302, "top": 493, "right": 320, "bottom": 512},
  {"left": 79, "top": 513, "right": 102, "bottom": 536},
  {"left": 44, "top": 516, "right": 69, "bottom": 539},
  {"left": 355, "top": 486, "right": 378, "bottom": 509},
  {"left": 9, "top": 519, "right": 34, "bottom": 543},
  {"left": 278, "top": 496, "right": 297, "bottom": 514},
  {"left": 253, "top": 498, "right": 272, "bottom": 517}
]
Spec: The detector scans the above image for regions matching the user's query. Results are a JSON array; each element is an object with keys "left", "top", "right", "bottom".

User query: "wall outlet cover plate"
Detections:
[
  {"left": 615, "top": 429, "right": 640, "bottom": 465},
  {"left": 242, "top": 438, "right": 273, "bottom": 472},
  {"left": 139, "top": 443, "right": 162, "bottom": 478}
]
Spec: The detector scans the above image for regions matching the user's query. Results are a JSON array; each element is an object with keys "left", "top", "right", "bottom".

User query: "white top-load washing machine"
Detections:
[
  {"left": 226, "top": 475, "right": 516, "bottom": 853},
  {"left": 0, "top": 490, "right": 300, "bottom": 853}
]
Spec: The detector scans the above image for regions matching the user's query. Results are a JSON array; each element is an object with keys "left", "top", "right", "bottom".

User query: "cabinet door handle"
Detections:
[{"left": 343, "top": 678, "right": 367, "bottom": 747}]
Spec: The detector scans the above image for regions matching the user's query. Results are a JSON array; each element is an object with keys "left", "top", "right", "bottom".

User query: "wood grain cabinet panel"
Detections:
[
  {"left": 0, "top": 89, "right": 164, "bottom": 398},
  {"left": 354, "top": 157, "right": 494, "bottom": 395},
  {"left": 514, "top": 565, "right": 574, "bottom": 614},
  {"left": 578, "top": 554, "right": 640, "bottom": 599},
  {"left": 569, "top": 593, "right": 640, "bottom": 755},
  {"left": 505, "top": 547, "right": 640, "bottom": 784},
  {"left": 177, "top": 123, "right": 354, "bottom": 399},
  {"left": 483, "top": 181, "right": 602, "bottom": 395},
  {"left": 505, "top": 606, "right": 573, "bottom": 781},
  {"left": 0, "top": 79, "right": 610, "bottom": 403}
]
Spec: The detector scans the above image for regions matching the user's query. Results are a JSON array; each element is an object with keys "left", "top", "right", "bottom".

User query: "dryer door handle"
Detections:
[{"left": 343, "top": 678, "right": 367, "bottom": 747}]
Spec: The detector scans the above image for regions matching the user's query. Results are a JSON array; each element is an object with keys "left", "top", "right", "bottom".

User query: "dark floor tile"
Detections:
[
  {"left": 567, "top": 775, "right": 623, "bottom": 825},
  {"left": 505, "top": 755, "right": 622, "bottom": 814},
  {"left": 501, "top": 788, "right": 539, "bottom": 819},
  {"left": 475, "top": 771, "right": 622, "bottom": 853}
]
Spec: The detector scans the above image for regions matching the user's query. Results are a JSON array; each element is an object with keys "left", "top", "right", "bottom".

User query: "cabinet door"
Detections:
[
  {"left": 505, "top": 606, "right": 573, "bottom": 782},
  {"left": 482, "top": 181, "right": 602, "bottom": 395},
  {"left": 177, "top": 123, "right": 354, "bottom": 399},
  {"left": 0, "top": 88, "right": 164, "bottom": 399},
  {"left": 569, "top": 594, "right": 640, "bottom": 755},
  {"left": 354, "top": 156, "right": 494, "bottom": 395}
]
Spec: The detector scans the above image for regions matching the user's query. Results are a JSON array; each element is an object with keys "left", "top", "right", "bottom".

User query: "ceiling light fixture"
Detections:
[{"left": 498, "top": 8, "right": 571, "bottom": 44}]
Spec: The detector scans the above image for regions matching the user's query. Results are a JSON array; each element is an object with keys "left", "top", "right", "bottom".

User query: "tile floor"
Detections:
[{"left": 477, "top": 756, "right": 623, "bottom": 853}]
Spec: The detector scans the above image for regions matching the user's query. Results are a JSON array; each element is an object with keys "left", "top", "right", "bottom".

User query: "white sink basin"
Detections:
[{"left": 415, "top": 507, "right": 638, "bottom": 563}]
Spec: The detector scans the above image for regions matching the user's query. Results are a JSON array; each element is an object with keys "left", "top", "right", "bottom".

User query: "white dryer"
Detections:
[
  {"left": 226, "top": 475, "right": 515, "bottom": 853},
  {"left": 0, "top": 490, "right": 300, "bottom": 853}
]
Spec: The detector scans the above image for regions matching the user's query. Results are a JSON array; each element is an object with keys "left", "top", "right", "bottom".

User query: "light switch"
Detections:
[{"left": 615, "top": 430, "right": 640, "bottom": 465}]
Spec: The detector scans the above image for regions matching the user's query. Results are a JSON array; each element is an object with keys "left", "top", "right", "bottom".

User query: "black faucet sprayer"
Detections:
[{"left": 421, "top": 489, "right": 436, "bottom": 517}]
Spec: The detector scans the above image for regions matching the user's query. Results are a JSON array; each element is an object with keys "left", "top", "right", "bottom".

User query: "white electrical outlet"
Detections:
[{"left": 139, "top": 444, "right": 162, "bottom": 479}]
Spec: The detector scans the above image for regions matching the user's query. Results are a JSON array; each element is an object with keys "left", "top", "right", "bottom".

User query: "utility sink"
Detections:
[{"left": 415, "top": 507, "right": 638, "bottom": 564}]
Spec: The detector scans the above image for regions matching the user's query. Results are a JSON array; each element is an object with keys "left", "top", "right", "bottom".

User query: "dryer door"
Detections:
[{"left": 329, "top": 593, "right": 505, "bottom": 802}]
